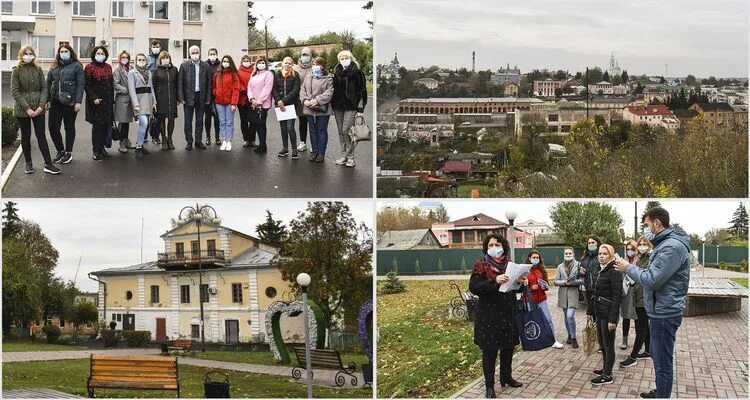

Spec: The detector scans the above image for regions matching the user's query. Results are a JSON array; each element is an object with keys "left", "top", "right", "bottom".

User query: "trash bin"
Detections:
[
  {"left": 160, "top": 342, "right": 169, "bottom": 355},
  {"left": 466, "top": 297, "right": 479, "bottom": 321},
  {"left": 204, "top": 371, "right": 230, "bottom": 398}
]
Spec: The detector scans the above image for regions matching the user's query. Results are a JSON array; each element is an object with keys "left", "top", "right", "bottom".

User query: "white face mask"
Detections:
[
  {"left": 340, "top": 59, "right": 351, "bottom": 68},
  {"left": 256, "top": 63, "right": 266, "bottom": 71},
  {"left": 22, "top": 55, "right": 34, "bottom": 63},
  {"left": 222, "top": 62, "right": 230, "bottom": 69},
  {"left": 638, "top": 245, "right": 649, "bottom": 254},
  {"left": 152, "top": 47, "right": 160, "bottom": 55},
  {"left": 312, "top": 65, "right": 322, "bottom": 72},
  {"left": 190, "top": 53, "right": 200, "bottom": 62},
  {"left": 208, "top": 55, "right": 218, "bottom": 62},
  {"left": 563, "top": 254, "right": 574, "bottom": 261},
  {"left": 120, "top": 57, "right": 129, "bottom": 65},
  {"left": 161, "top": 59, "right": 170, "bottom": 66},
  {"left": 136, "top": 61, "right": 146, "bottom": 68},
  {"left": 241, "top": 61, "right": 251, "bottom": 68}
]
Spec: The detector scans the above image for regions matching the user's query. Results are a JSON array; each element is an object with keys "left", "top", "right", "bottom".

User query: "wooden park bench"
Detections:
[
  {"left": 685, "top": 278, "right": 749, "bottom": 317},
  {"left": 291, "top": 347, "right": 358, "bottom": 387},
  {"left": 87, "top": 355, "right": 180, "bottom": 398},
  {"left": 166, "top": 339, "right": 195, "bottom": 356}
]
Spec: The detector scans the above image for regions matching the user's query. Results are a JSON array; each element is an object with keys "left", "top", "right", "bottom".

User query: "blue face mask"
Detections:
[
  {"left": 487, "top": 247, "right": 504, "bottom": 259},
  {"left": 60, "top": 52, "right": 71, "bottom": 61},
  {"left": 300, "top": 55, "right": 311, "bottom": 64},
  {"left": 530, "top": 259, "right": 540, "bottom": 266},
  {"left": 627, "top": 250, "right": 636, "bottom": 258},
  {"left": 587, "top": 244, "right": 598, "bottom": 252},
  {"left": 643, "top": 228, "right": 654, "bottom": 240},
  {"left": 312, "top": 67, "right": 322, "bottom": 79},
  {"left": 95, "top": 54, "right": 106, "bottom": 63}
]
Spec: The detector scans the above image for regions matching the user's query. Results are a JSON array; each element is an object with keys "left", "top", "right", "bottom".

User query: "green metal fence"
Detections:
[
  {"left": 377, "top": 245, "right": 749, "bottom": 275},
  {"left": 328, "top": 331, "right": 362, "bottom": 352}
]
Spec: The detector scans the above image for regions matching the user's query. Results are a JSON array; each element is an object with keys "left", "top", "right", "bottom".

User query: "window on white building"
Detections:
[
  {"left": 180, "top": 285, "right": 190, "bottom": 303},
  {"left": 200, "top": 284, "right": 208, "bottom": 303},
  {"left": 150, "top": 285, "right": 160, "bottom": 303},
  {"left": 149, "top": 1, "right": 169, "bottom": 20},
  {"left": 191, "top": 324, "right": 200, "bottom": 338},
  {"left": 182, "top": 39, "right": 202, "bottom": 61},
  {"left": 112, "top": 38, "right": 134, "bottom": 55},
  {"left": 1, "top": 1, "right": 12, "bottom": 14},
  {"left": 30, "top": 36, "right": 55, "bottom": 59},
  {"left": 73, "top": 36, "right": 95, "bottom": 59},
  {"left": 31, "top": 1, "right": 55, "bottom": 14},
  {"left": 231, "top": 283, "right": 242, "bottom": 303},
  {"left": 183, "top": 1, "right": 201, "bottom": 22},
  {"left": 112, "top": 1, "right": 134, "bottom": 18},
  {"left": 72, "top": 1, "right": 95, "bottom": 17}
]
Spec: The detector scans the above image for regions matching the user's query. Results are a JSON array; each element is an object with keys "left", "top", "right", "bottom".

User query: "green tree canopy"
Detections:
[
  {"left": 550, "top": 201, "right": 624, "bottom": 246},
  {"left": 256, "top": 210, "right": 288, "bottom": 245},
  {"left": 728, "top": 203, "right": 748, "bottom": 238},
  {"left": 71, "top": 301, "right": 99, "bottom": 330}
]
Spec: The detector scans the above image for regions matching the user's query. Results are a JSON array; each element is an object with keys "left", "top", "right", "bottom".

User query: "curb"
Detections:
[{"left": 1, "top": 144, "right": 23, "bottom": 192}]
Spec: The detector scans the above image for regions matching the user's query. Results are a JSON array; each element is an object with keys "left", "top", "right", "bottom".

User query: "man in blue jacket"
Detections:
[{"left": 615, "top": 206, "right": 690, "bottom": 399}]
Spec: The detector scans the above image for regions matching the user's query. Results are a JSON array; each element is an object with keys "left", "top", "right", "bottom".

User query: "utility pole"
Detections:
[
  {"left": 634, "top": 201, "right": 638, "bottom": 239},
  {"left": 586, "top": 67, "right": 590, "bottom": 119}
]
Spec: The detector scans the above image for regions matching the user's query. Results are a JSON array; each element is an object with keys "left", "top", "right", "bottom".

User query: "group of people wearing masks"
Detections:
[
  {"left": 470, "top": 206, "right": 690, "bottom": 399},
  {"left": 11, "top": 40, "right": 368, "bottom": 174}
]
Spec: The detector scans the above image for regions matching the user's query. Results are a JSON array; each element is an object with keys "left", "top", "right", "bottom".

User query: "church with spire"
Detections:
[
  {"left": 380, "top": 53, "right": 402, "bottom": 83},
  {"left": 608, "top": 52, "right": 622, "bottom": 78}
]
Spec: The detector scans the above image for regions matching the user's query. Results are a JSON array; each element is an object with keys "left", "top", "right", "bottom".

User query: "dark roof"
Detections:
[
  {"left": 695, "top": 102, "right": 733, "bottom": 112},
  {"left": 673, "top": 109, "right": 699, "bottom": 118},
  {"left": 440, "top": 161, "right": 472, "bottom": 173},
  {"left": 451, "top": 213, "right": 506, "bottom": 227},
  {"left": 377, "top": 229, "right": 442, "bottom": 250}
]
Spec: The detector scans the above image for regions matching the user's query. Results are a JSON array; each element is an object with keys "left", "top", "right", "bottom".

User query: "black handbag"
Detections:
[
  {"left": 309, "top": 103, "right": 328, "bottom": 113},
  {"left": 57, "top": 79, "right": 75, "bottom": 106},
  {"left": 248, "top": 107, "right": 266, "bottom": 124},
  {"left": 111, "top": 121, "right": 121, "bottom": 141}
]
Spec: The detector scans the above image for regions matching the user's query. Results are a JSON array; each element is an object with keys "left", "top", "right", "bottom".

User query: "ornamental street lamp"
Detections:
[
  {"left": 505, "top": 210, "right": 518, "bottom": 262},
  {"left": 176, "top": 204, "right": 221, "bottom": 353},
  {"left": 296, "top": 272, "right": 312, "bottom": 399}
]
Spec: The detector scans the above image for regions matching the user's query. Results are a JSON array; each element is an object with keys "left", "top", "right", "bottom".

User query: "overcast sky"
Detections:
[
  {"left": 9, "top": 199, "right": 374, "bottom": 292},
  {"left": 378, "top": 199, "right": 746, "bottom": 240},
  {"left": 254, "top": 0, "right": 372, "bottom": 42},
  {"left": 375, "top": 0, "right": 749, "bottom": 78}
]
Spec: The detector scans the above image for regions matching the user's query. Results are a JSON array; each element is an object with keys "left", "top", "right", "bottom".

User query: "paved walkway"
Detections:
[
  {"left": 698, "top": 267, "right": 748, "bottom": 279},
  {"left": 453, "top": 286, "right": 749, "bottom": 399},
  {"left": 1, "top": 86, "right": 372, "bottom": 198},
  {"left": 2, "top": 348, "right": 363, "bottom": 388}
]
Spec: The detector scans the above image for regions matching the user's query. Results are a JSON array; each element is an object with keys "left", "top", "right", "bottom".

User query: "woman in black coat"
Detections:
[
  {"left": 152, "top": 51, "right": 179, "bottom": 150},
  {"left": 84, "top": 46, "right": 114, "bottom": 161},
  {"left": 469, "top": 234, "right": 528, "bottom": 398},
  {"left": 586, "top": 243, "right": 623, "bottom": 386}
]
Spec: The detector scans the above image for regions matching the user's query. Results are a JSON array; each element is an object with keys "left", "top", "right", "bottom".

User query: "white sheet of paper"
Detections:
[
  {"left": 274, "top": 105, "right": 298, "bottom": 121},
  {"left": 498, "top": 262, "right": 533, "bottom": 292}
]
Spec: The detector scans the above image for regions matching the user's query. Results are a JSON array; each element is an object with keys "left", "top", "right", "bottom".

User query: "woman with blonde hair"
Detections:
[
  {"left": 127, "top": 53, "right": 156, "bottom": 159},
  {"left": 586, "top": 243, "right": 623, "bottom": 385},
  {"left": 113, "top": 49, "right": 135, "bottom": 153},
  {"left": 331, "top": 49, "right": 367, "bottom": 168},
  {"left": 554, "top": 246, "right": 584, "bottom": 348},
  {"left": 299, "top": 57, "right": 333, "bottom": 162},
  {"left": 272, "top": 56, "right": 301, "bottom": 158},
  {"left": 619, "top": 236, "right": 653, "bottom": 368},
  {"left": 620, "top": 239, "right": 639, "bottom": 350},
  {"left": 11, "top": 45, "right": 59, "bottom": 174}
]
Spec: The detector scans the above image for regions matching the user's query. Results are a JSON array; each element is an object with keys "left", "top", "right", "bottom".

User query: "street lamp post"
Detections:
[
  {"left": 505, "top": 210, "right": 518, "bottom": 262},
  {"left": 177, "top": 204, "right": 221, "bottom": 353},
  {"left": 702, "top": 240, "right": 706, "bottom": 278},
  {"left": 296, "top": 273, "right": 313, "bottom": 399},
  {"left": 260, "top": 14, "right": 275, "bottom": 60}
]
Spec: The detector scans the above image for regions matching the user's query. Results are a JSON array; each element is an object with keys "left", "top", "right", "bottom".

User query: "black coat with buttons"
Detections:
[{"left": 469, "top": 258, "right": 522, "bottom": 350}]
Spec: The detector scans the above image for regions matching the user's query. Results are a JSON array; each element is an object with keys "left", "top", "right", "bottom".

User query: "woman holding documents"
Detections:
[
  {"left": 272, "top": 56, "right": 301, "bottom": 159},
  {"left": 554, "top": 247, "right": 584, "bottom": 348},
  {"left": 586, "top": 243, "right": 623, "bottom": 386},
  {"left": 525, "top": 251, "right": 564, "bottom": 349},
  {"left": 470, "top": 234, "right": 529, "bottom": 398}
]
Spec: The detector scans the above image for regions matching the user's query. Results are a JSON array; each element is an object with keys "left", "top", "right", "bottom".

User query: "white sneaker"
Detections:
[
  {"left": 220, "top": 141, "right": 227, "bottom": 151},
  {"left": 297, "top": 142, "right": 307, "bottom": 152},
  {"left": 552, "top": 341, "right": 564, "bottom": 349},
  {"left": 226, "top": 141, "right": 232, "bottom": 151},
  {"left": 345, "top": 158, "right": 355, "bottom": 167},
  {"left": 335, "top": 157, "right": 347, "bottom": 165}
]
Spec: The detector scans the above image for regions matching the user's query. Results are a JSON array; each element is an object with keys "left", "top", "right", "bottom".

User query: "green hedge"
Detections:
[
  {"left": 101, "top": 329, "right": 122, "bottom": 348},
  {"left": 42, "top": 324, "right": 61, "bottom": 344},
  {"left": 122, "top": 330, "right": 151, "bottom": 347},
  {"left": 2, "top": 106, "right": 19, "bottom": 145}
]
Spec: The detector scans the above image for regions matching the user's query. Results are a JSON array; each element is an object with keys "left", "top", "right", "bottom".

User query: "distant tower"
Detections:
[
  {"left": 665, "top": 63, "right": 668, "bottom": 78},
  {"left": 472, "top": 51, "right": 475, "bottom": 73},
  {"left": 608, "top": 52, "right": 621, "bottom": 78}
]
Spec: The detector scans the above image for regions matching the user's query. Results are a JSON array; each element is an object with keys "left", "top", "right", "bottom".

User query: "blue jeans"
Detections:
[
  {"left": 136, "top": 114, "right": 149, "bottom": 146},
  {"left": 216, "top": 104, "right": 235, "bottom": 141},
  {"left": 307, "top": 115, "right": 330, "bottom": 156},
  {"left": 563, "top": 307, "right": 577, "bottom": 339},
  {"left": 538, "top": 300, "right": 556, "bottom": 340},
  {"left": 650, "top": 315, "right": 682, "bottom": 398}
]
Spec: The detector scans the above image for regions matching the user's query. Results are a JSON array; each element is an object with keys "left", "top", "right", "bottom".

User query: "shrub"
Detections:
[
  {"left": 101, "top": 329, "right": 122, "bottom": 348},
  {"left": 42, "top": 324, "right": 61, "bottom": 344},
  {"left": 122, "top": 330, "right": 152, "bottom": 348},
  {"left": 381, "top": 271, "right": 406, "bottom": 294},
  {"left": 741, "top": 260, "right": 748, "bottom": 273},
  {"left": 1, "top": 106, "right": 19, "bottom": 146}
]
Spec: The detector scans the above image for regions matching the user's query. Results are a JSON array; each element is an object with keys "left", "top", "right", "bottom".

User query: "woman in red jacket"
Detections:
[
  {"left": 237, "top": 55, "right": 255, "bottom": 148},
  {"left": 212, "top": 55, "right": 240, "bottom": 151},
  {"left": 525, "top": 251, "right": 564, "bottom": 349}
]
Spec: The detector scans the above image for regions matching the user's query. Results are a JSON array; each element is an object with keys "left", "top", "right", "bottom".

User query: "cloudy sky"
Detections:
[
  {"left": 9, "top": 199, "right": 374, "bottom": 292},
  {"left": 254, "top": 0, "right": 372, "bottom": 42},
  {"left": 375, "top": 0, "right": 749, "bottom": 77},
  {"left": 378, "top": 199, "right": 746, "bottom": 240}
]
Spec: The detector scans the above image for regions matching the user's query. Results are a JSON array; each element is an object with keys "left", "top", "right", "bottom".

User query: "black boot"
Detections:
[
  {"left": 485, "top": 383, "right": 496, "bottom": 398},
  {"left": 161, "top": 132, "right": 169, "bottom": 150},
  {"left": 168, "top": 133, "right": 175, "bottom": 150},
  {"left": 500, "top": 378, "right": 523, "bottom": 388}
]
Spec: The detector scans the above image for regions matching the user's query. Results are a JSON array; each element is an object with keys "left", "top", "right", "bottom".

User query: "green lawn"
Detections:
[
  {"left": 366, "top": 81, "right": 373, "bottom": 97},
  {"left": 3, "top": 359, "right": 372, "bottom": 398},
  {"left": 378, "top": 280, "right": 483, "bottom": 398},
  {"left": 2, "top": 340, "right": 96, "bottom": 352},
  {"left": 730, "top": 278, "right": 748, "bottom": 287},
  {"left": 189, "top": 349, "right": 370, "bottom": 369}
]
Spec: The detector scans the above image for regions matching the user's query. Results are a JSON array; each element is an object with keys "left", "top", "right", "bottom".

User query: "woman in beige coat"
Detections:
[{"left": 298, "top": 57, "right": 333, "bottom": 162}]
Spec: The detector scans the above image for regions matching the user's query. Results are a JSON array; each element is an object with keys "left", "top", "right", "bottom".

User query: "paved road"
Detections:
[
  {"left": 2, "top": 85, "right": 372, "bottom": 198},
  {"left": 2, "top": 348, "right": 364, "bottom": 388},
  {"left": 452, "top": 285, "right": 748, "bottom": 399}
]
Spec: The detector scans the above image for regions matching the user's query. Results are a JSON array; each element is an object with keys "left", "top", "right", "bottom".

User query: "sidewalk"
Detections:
[
  {"left": 2, "top": 348, "right": 363, "bottom": 388},
  {"left": 452, "top": 287, "right": 749, "bottom": 399}
]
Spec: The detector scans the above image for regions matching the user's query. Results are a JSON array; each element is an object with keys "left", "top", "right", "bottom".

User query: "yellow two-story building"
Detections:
[{"left": 90, "top": 219, "right": 301, "bottom": 344}]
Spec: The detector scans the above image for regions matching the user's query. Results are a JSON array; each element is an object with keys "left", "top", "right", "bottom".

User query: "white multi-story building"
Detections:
[
  {"left": 1, "top": 1, "right": 248, "bottom": 74},
  {"left": 533, "top": 78, "right": 564, "bottom": 97},
  {"left": 623, "top": 104, "right": 680, "bottom": 132},
  {"left": 516, "top": 219, "right": 553, "bottom": 236}
]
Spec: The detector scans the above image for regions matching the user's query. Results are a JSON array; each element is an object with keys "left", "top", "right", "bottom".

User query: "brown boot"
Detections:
[{"left": 571, "top": 338, "right": 579, "bottom": 349}]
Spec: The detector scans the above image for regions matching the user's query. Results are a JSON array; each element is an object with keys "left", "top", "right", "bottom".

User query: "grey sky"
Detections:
[
  {"left": 378, "top": 199, "right": 746, "bottom": 241},
  {"left": 376, "top": 0, "right": 749, "bottom": 77},
  {"left": 253, "top": 0, "right": 372, "bottom": 42},
  {"left": 8, "top": 199, "right": 374, "bottom": 292}
]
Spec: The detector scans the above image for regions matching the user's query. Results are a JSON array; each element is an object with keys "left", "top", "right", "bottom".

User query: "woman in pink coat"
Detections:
[{"left": 246, "top": 56, "right": 275, "bottom": 154}]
